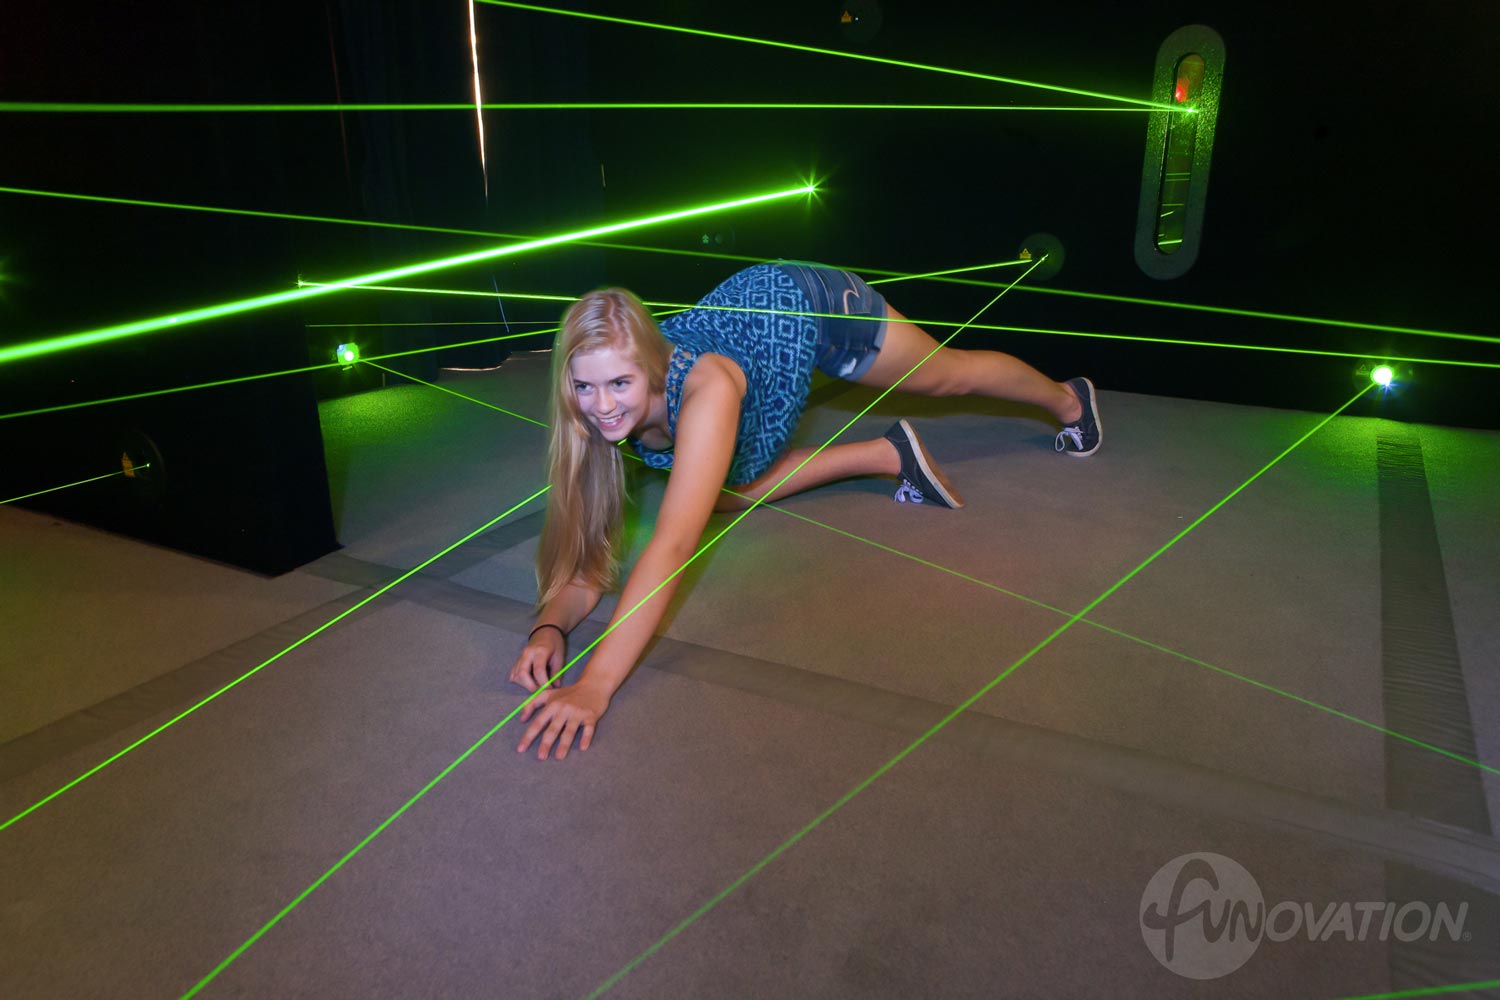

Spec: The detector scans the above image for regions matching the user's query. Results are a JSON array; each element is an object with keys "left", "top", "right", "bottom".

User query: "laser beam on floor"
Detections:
[
  {"left": 176, "top": 259, "right": 1048, "bottom": 998},
  {"left": 584, "top": 383, "right": 1378, "bottom": 998},
  {"left": 0, "top": 486, "right": 551, "bottom": 835},
  {"left": 361, "top": 349, "right": 1500, "bottom": 784},
  {"left": 1326, "top": 979, "right": 1500, "bottom": 1000}
]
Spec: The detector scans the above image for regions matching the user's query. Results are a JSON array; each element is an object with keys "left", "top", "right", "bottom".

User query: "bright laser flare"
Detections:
[
  {"left": 475, "top": 1, "right": 1178, "bottom": 111},
  {"left": 0, "top": 181, "right": 814, "bottom": 367}
]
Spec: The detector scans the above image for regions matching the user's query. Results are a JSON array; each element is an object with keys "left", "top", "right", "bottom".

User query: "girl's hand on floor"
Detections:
[
  {"left": 509, "top": 631, "right": 565, "bottom": 692},
  {"left": 516, "top": 681, "right": 610, "bottom": 761}
]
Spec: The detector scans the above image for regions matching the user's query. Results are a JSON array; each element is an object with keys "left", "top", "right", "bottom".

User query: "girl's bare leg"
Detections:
[
  {"left": 855, "top": 305, "right": 1083, "bottom": 422},
  {"left": 714, "top": 439, "right": 899, "bottom": 512}
]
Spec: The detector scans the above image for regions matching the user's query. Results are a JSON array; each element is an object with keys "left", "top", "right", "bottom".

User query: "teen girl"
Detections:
[{"left": 510, "top": 262, "right": 1100, "bottom": 759}]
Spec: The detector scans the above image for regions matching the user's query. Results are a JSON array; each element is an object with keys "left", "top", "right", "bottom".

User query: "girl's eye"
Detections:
[{"left": 613, "top": 380, "right": 628, "bottom": 388}]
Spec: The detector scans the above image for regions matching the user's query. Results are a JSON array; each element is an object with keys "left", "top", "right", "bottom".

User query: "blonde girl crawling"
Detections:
[{"left": 509, "top": 263, "right": 1101, "bottom": 760}]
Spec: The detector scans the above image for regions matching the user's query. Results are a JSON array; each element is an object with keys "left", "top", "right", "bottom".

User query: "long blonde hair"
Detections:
[{"left": 536, "top": 287, "right": 671, "bottom": 609}]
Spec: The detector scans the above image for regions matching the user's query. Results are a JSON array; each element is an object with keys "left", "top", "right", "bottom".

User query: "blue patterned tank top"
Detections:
[{"left": 628, "top": 264, "right": 818, "bottom": 485}]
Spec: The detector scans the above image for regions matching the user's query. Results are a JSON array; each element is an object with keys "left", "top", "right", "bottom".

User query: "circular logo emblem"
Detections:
[{"left": 1140, "top": 852, "right": 1264, "bottom": 979}]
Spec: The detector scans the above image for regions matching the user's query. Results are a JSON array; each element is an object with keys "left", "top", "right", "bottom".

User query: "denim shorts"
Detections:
[{"left": 771, "top": 261, "right": 888, "bottom": 381}]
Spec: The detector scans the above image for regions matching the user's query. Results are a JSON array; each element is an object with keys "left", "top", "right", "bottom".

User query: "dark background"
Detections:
[{"left": 1, "top": 0, "right": 1495, "bottom": 572}]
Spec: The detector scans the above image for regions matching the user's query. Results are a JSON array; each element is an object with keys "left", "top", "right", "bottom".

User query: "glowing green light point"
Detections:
[
  {"left": 336, "top": 343, "right": 360, "bottom": 366},
  {"left": 1372, "top": 365, "right": 1395, "bottom": 387}
]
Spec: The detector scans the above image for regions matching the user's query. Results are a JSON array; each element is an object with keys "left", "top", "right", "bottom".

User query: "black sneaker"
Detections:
[
  {"left": 883, "top": 419, "right": 964, "bottom": 508},
  {"left": 1055, "top": 377, "right": 1102, "bottom": 457}
]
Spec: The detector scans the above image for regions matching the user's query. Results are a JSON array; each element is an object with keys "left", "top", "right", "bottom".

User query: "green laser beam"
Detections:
[
  {"left": 359, "top": 347, "right": 1500, "bottom": 797},
  {"left": 757, "top": 506, "right": 1500, "bottom": 778},
  {"left": 0, "top": 181, "right": 813, "bottom": 367},
  {"left": 8, "top": 299, "right": 1492, "bottom": 426},
  {"left": 6, "top": 283, "right": 1493, "bottom": 427},
  {"left": 476, "top": 0, "right": 1178, "bottom": 111},
  {"left": 0, "top": 305, "right": 694, "bottom": 424},
  {"left": 7, "top": 183, "right": 1491, "bottom": 345},
  {"left": 1326, "top": 981, "right": 1500, "bottom": 1000},
  {"left": 361, "top": 332, "right": 1500, "bottom": 783},
  {"left": 0, "top": 487, "right": 550, "bottom": 836},
  {"left": 864, "top": 259, "right": 1031, "bottom": 283},
  {"left": 288, "top": 280, "right": 1500, "bottom": 371},
  {"left": 1, "top": 466, "right": 145, "bottom": 505},
  {"left": 584, "top": 384, "right": 1374, "bottom": 998},
  {"left": 994, "top": 284, "right": 1500, "bottom": 347},
  {"left": 179, "top": 260, "right": 1045, "bottom": 997},
  {"left": 0, "top": 101, "right": 1163, "bottom": 113},
  {"left": 0, "top": 184, "right": 852, "bottom": 278},
  {"left": 306, "top": 320, "right": 558, "bottom": 328},
  {"left": 361, "top": 361, "right": 546, "bottom": 427},
  {"left": 297, "top": 280, "right": 578, "bottom": 304}
]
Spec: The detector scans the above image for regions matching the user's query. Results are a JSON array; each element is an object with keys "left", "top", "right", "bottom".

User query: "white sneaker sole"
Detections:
[{"left": 900, "top": 419, "right": 965, "bottom": 508}]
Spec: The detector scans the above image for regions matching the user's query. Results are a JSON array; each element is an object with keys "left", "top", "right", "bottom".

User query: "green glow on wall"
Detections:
[
  {"left": 0, "top": 181, "right": 813, "bottom": 367},
  {"left": 0, "top": 100, "right": 1161, "bottom": 114},
  {"left": 476, "top": 0, "right": 1180, "bottom": 111}
]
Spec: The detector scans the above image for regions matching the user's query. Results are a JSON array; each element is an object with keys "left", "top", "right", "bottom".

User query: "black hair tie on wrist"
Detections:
[{"left": 528, "top": 623, "right": 566, "bottom": 642}]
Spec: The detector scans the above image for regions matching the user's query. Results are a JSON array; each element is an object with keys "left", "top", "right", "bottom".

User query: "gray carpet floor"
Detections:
[{"left": 3, "top": 354, "right": 1498, "bottom": 999}]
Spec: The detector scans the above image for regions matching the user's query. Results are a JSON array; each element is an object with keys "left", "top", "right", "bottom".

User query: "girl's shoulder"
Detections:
[{"left": 683, "top": 351, "right": 748, "bottom": 400}]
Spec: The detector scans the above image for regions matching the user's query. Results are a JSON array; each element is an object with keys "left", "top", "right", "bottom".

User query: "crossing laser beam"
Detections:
[
  {"left": 289, "top": 280, "right": 1500, "bottom": 371},
  {"left": 2, "top": 467, "right": 143, "bottom": 505},
  {"left": 359, "top": 360, "right": 1500, "bottom": 786},
  {"left": 0, "top": 101, "right": 1165, "bottom": 113},
  {"left": 0, "top": 486, "right": 550, "bottom": 835},
  {"left": 583, "top": 383, "right": 1377, "bottom": 998},
  {"left": 0, "top": 181, "right": 814, "bottom": 367},
  {"left": 177, "top": 260, "right": 1047, "bottom": 997},
  {"left": 475, "top": 0, "right": 1179, "bottom": 111},
  {"left": 6, "top": 184, "right": 1488, "bottom": 345}
]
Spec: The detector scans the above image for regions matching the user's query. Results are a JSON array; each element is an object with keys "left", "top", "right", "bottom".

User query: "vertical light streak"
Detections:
[{"left": 468, "top": 0, "right": 489, "bottom": 201}]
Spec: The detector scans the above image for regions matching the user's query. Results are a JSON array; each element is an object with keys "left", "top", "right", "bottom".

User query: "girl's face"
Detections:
[{"left": 569, "top": 345, "right": 651, "bottom": 441}]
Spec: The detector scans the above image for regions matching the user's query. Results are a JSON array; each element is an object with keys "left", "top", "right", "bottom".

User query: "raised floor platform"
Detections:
[{"left": 3, "top": 355, "right": 1497, "bottom": 998}]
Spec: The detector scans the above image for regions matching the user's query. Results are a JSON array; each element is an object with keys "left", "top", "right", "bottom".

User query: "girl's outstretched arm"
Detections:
[{"left": 516, "top": 358, "right": 744, "bottom": 760}]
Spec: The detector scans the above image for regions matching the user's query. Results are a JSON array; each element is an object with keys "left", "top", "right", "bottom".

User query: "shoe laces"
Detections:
[
  {"left": 893, "top": 479, "right": 927, "bottom": 504},
  {"left": 1055, "top": 427, "right": 1083, "bottom": 453}
]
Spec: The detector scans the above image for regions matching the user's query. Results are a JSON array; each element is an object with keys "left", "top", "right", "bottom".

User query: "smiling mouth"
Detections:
[{"left": 597, "top": 413, "right": 625, "bottom": 429}]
